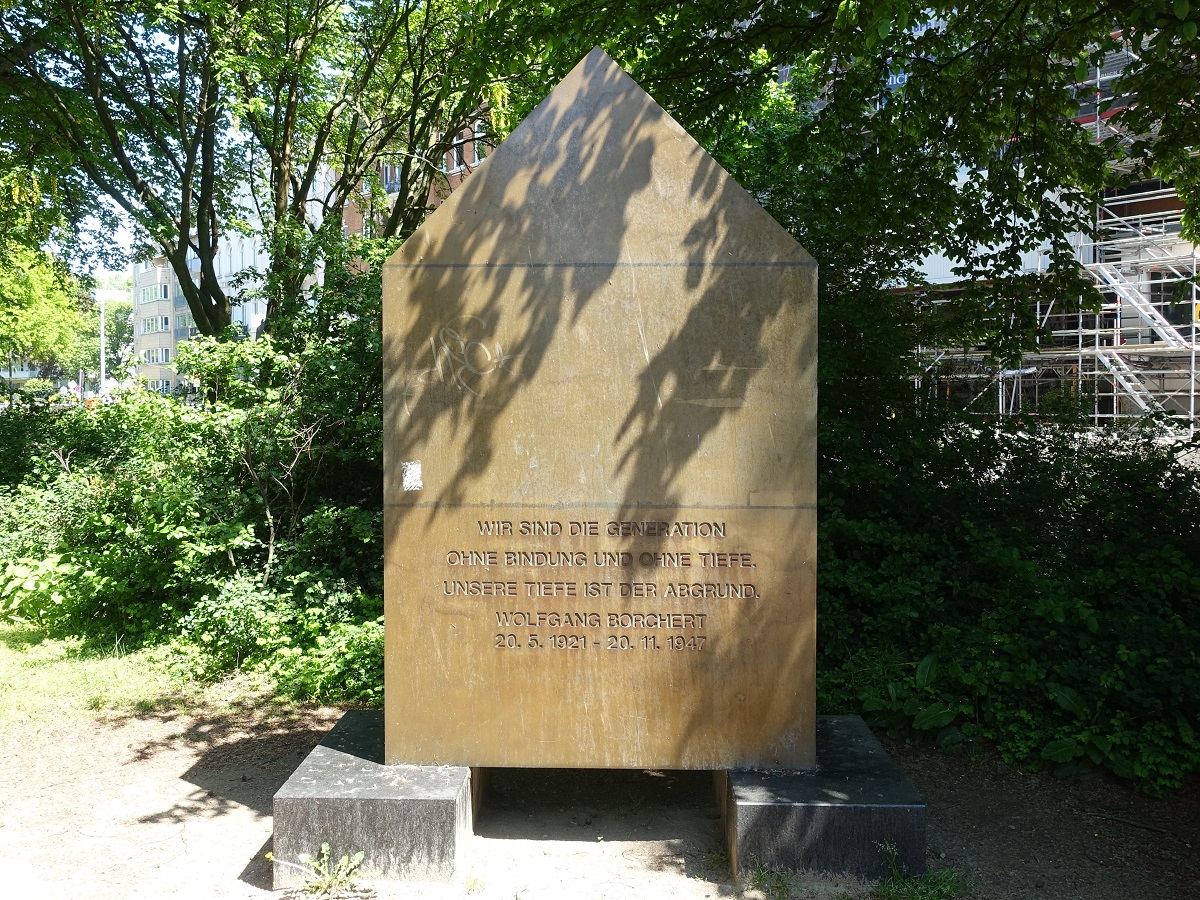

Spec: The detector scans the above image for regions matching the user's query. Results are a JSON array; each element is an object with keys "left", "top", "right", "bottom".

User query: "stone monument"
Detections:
[
  {"left": 273, "top": 48, "right": 923, "bottom": 887},
  {"left": 382, "top": 47, "right": 817, "bottom": 772}
]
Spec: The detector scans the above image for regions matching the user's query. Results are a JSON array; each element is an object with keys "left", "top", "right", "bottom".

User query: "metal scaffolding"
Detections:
[{"left": 919, "top": 46, "right": 1199, "bottom": 435}]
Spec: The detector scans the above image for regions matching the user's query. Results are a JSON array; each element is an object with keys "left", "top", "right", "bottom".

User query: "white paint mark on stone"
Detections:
[{"left": 401, "top": 461, "right": 423, "bottom": 491}]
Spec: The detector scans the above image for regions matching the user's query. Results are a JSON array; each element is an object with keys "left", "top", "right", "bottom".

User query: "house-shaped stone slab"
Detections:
[{"left": 382, "top": 47, "right": 818, "bottom": 770}]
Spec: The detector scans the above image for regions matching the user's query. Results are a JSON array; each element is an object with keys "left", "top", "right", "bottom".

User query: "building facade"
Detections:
[
  {"left": 132, "top": 237, "right": 270, "bottom": 392},
  {"left": 920, "top": 45, "right": 1199, "bottom": 435}
]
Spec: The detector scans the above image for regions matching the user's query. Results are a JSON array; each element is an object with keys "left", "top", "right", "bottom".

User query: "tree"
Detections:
[
  {"left": 4, "top": 1, "right": 1195, "bottom": 350},
  {"left": 0, "top": 247, "right": 81, "bottom": 370},
  {"left": 483, "top": 1, "right": 1199, "bottom": 358},
  {"left": 0, "top": 1, "right": 246, "bottom": 334},
  {"left": 225, "top": 0, "right": 498, "bottom": 330},
  {"left": 0, "top": 1, "right": 515, "bottom": 336},
  {"left": 53, "top": 297, "right": 134, "bottom": 388}
]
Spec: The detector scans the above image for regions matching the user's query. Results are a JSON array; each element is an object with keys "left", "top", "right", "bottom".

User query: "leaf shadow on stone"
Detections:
[
  {"left": 383, "top": 47, "right": 816, "bottom": 768},
  {"left": 383, "top": 49, "right": 657, "bottom": 517}
]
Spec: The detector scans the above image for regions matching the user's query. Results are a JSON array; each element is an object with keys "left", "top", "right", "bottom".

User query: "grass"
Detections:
[
  {"left": 695, "top": 849, "right": 731, "bottom": 880},
  {"left": 744, "top": 862, "right": 794, "bottom": 900},
  {"left": 0, "top": 620, "right": 281, "bottom": 725},
  {"left": 836, "top": 845, "right": 968, "bottom": 900},
  {"left": 863, "top": 867, "right": 966, "bottom": 900}
]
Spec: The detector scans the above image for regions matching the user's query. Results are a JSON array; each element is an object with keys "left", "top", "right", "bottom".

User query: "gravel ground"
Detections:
[{"left": 0, "top": 702, "right": 1194, "bottom": 899}]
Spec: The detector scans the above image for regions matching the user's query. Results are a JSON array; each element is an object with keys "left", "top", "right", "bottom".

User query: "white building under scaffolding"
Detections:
[{"left": 919, "top": 47, "right": 1199, "bottom": 435}]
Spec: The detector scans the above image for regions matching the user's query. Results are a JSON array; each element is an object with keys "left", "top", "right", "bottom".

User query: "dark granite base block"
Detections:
[
  {"left": 718, "top": 715, "right": 925, "bottom": 880},
  {"left": 272, "top": 710, "right": 472, "bottom": 889}
]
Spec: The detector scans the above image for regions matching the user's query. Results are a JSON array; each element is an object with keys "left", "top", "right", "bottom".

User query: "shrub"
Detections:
[
  {"left": 0, "top": 390, "right": 255, "bottom": 640},
  {"left": 19, "top": 377, "right": 55, "bottom": 399},
  {"left": 818, "top": 418, "right": 1200, "bottom": 793},
  {"left": 270, "top": 617, "right": 384, "bottom": 706},
  {"left": 180, "top": 575, "right": 287, "bottom": 674}
]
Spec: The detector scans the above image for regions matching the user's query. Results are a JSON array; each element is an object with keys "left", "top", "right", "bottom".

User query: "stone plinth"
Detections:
[
  {"left": 718, "top": 716, "right": 925, "bottom": 879},
  {"left": 272, "top": 711, "right": 473, "bottom": 888}
]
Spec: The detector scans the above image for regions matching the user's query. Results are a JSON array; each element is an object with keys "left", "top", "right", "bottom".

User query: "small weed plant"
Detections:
[
  {"left": 269, "top": 843, "right": 370, "bottom": 899},
  {"left": 744, "top": 860, "right": 794, "bottom": 899}
]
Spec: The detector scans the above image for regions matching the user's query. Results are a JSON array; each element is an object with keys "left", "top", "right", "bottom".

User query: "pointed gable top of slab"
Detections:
[{"left": 391, "top": 47, "right": 814, "bottom": 270}]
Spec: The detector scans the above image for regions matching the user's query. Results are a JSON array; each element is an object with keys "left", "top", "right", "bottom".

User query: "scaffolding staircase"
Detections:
[
  {"left": 1089, "top": 263, "right": 1190, "bottom": 348},
  {"left": 1094, "top": 349, "right": 1165, "bottom": 413}
]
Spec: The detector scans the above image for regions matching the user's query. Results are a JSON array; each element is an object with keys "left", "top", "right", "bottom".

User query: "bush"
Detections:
[
  {"left": 0, "top": 391, "right": 255, "bottom": 639},
  {"left": 18, "top": 377, "right": 55, "bottom": 399},
  {"left": 180, "top": 575, "right": 286, "bottom": 674},
  {"left": 0, "top": 289, "right": 385, "bottom": 697},
  {"left": 818, "top": 417, "right": 1200, "bottom": 793},
  {"left": 269, "top": 617, "right": 384, "bottom": 705}
]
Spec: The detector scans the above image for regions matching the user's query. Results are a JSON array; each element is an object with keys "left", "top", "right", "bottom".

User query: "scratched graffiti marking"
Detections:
[{"left": 403, "top": 316, "right": 516, "bottom": 414}]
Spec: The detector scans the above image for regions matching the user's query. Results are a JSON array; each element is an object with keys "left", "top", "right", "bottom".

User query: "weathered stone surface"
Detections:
[
  {"left": 272, "top": 711, "right": 472, "bottom": 888},
  {"left": 718, "top": 716, "right": 926, "bottom": 879},
  {"left": 382, "top": 47, "right": 817, "bottom": 769}
]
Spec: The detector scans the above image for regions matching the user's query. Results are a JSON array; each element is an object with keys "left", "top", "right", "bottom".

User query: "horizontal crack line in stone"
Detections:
[
  {"left": 385, "top": 260, "right": 817, "bottom": 269},
  {"left": 384, "top": 501, "right": 817, "bottom": 511}
]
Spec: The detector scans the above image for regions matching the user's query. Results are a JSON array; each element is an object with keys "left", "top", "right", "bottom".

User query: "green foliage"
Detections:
[
  {"left": 270, "top": 618, "right": 384, "bottom": 706},
  {"left": 0, "top": 621, "right": 184, "bottom": 724},
  {"left": 53, "top": 297, "right": 134, "bottom": 385},
  {"left": 0, "top": 242, "right": 386, "bottom": 701},
  {"left": 0, "top": 248, "right": 82, "bottom": 367},
  {"left": 1115, "top": 1, "right": 1200, "bottom": 238},
  {"left": 2, "top": 6, "right": 1197, "bottom": 800},
  {"left": 818, "top": 420, "right": 1200, "bottom": 793},
  {"left": 0, "top": 391, "right": 254, "bottom": 640},
  {"left": 18, "top": 377, "right": 56, "bottom": 398},
  {"left": 0, "top": 166, "right": 63, "bottom": 263},
  {"left": 180, "top": 575, "right": 286, "bottom": 674},
  {"left": 0, "top": 553, "right": 73, "bottom": 618}
]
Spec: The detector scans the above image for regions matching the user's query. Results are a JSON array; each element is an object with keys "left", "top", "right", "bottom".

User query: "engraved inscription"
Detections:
[{"left": 426, "top": 519, "right": 772, "bottom": 654}]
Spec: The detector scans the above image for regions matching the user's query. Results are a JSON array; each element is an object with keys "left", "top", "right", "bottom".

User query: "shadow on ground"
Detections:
[
  {"left": 109, "top": 704, "right": 339, "bottom": 817},
  {"left": 239, "top": 835, "right": 275, "bottom": 891}
]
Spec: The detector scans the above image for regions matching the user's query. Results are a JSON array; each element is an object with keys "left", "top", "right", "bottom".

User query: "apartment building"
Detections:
[
  {"left": 344, "top": 119, "right": 489, "bottom": 236},
  {"left": 132, "top": 236, "right": 270, "bottom": 392},
  {"left": 3, "top": 355, "right": 41, "bottom": 388}
]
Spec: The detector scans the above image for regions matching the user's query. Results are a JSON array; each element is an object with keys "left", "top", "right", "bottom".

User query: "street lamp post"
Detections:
[{"left": 99, "top": 291, "right": 106, "bottom": 393}]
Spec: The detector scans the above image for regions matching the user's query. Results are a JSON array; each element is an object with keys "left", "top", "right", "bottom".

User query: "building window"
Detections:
[
  {"left": 142, "top": 347, "right": 171, "bottom": 364},
  {"left": 140, "top": 315, "right": 170, "bottom": 334},
  {"left": 174, "top": 313, "right": 200, "bottom": 340},
  {"left": 453, "top": 137, "right": 466, "bottom": 171},
  {"left": 381, "top": 163, "right": 401, "bottom": 194},
  {"left": 474, "top": 121, "right": 487, "bottom": 162},
  {"left": 147, "top": 379, "right": 172, "bottom": 394},
  {"left": 139, "top": 284, "right": 170, "bottom": 304}
]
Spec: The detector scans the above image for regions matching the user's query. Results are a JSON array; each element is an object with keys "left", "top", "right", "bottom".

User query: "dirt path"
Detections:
[
  {"left": 0, "top": 703, "right": 1194, "bottom": 899},
  {"left": 887, "top": 739, "right": 1199, "bottom": 900}
]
